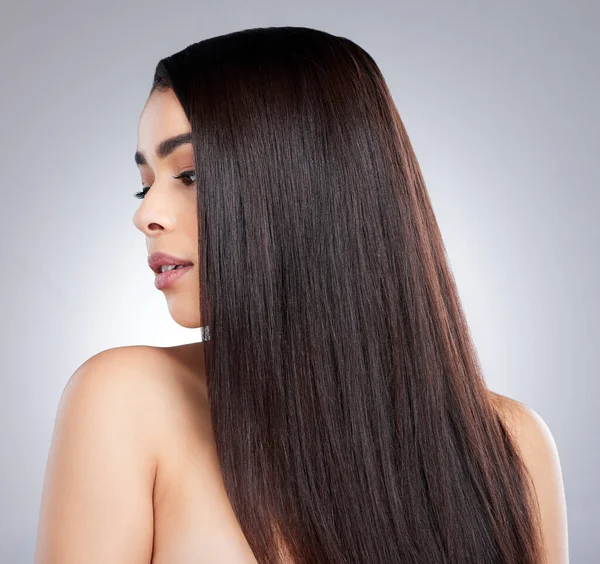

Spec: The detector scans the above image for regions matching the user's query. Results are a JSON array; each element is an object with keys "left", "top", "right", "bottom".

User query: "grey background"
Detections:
[{"left": 1, "top": 1, "right": 597, "bottom": 562}]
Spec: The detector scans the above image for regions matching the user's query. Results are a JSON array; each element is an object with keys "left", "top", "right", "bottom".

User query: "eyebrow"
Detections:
[{"left": 134, "top": 131, "right": 193, "bottom": 166}]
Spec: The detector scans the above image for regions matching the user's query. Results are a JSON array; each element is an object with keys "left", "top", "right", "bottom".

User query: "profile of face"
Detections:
[{"left": 133, "top": 88, "right": 201, "bottom": 329}]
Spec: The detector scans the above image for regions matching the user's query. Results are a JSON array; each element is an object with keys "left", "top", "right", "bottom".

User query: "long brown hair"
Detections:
[{"left": 149, "top": 26, "right": 544, "bottom": 563}]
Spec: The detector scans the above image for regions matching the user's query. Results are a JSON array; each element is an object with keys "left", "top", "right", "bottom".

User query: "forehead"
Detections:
[{"left": 137, "top": 89, "right": 191, "bottom": 150}]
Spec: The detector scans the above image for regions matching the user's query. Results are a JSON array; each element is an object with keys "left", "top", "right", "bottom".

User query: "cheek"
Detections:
[{"left": 183, "top": 210, "right": 199, "bottom": 240}]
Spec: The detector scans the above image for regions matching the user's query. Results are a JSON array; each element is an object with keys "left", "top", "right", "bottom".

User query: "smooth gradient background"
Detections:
[{"left": 1, "top": 1, "right": 597, "bottom": 562}]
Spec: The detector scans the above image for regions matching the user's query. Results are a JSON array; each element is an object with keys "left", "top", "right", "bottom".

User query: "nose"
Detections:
[{"left": 132, "top": 194, "right": 176, "bottom": 237}]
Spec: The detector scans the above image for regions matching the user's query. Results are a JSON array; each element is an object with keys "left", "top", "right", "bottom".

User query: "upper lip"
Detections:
[{"left": 148, "top": 252, "right": 194, "bottom": 274}]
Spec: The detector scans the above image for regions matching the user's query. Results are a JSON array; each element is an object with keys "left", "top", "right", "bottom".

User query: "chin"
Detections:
[
  {"left": 174, "top": 317, "right": 202, "bottom": 329},
  {"left": 165, "top": 299, "right": 201, "bottom": 328}
]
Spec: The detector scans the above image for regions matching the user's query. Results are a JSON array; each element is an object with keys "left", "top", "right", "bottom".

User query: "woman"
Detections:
[{"left": 35, "top": 26, "right": 568, "bottom": 563}]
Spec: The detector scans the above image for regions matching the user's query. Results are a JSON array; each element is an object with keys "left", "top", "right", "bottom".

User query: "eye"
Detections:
[
  {"left": 173, "top": 170, "right": 197, "bottom": 186},
  {"left": 134, "top": 186, "right": 150, "bottom": 199},
  {"left": 133, "top": 170, "right": 196, "bottom": 200}
]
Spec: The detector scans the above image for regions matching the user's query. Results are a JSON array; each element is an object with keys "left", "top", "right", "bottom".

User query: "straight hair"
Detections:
[{"left": 149, "top": 25, "right": 544, "bottom": 564}]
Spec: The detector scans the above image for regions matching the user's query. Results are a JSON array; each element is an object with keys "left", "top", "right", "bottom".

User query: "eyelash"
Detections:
[{"left": 134, "top": 170, "right": 196, "bottom": 199}]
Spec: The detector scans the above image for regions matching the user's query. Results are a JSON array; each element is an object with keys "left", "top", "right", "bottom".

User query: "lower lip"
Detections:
[{"left": 154, "top": 265, "right": 193, "bottom": 290}]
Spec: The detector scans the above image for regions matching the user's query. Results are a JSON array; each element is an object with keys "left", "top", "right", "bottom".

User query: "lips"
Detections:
[
  {"left": 148, "top": 252, "right": 193, "bottom": 274},
  {"left": 154, "top": 263, "right": 193, "bottom": 290}
]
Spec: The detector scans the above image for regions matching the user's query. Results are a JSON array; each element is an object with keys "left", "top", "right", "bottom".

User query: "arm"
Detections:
[
  {"left": 511, "top": 402, "right": 570, "bottom": 564},
  {"left": 34, "top": 347, "right": 160, "bottom": 563}
]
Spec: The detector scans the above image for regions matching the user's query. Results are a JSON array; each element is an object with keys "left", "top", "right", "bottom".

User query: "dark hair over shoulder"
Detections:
[{"left": 148, "top": 25, "right": 544, "bottom": 564}]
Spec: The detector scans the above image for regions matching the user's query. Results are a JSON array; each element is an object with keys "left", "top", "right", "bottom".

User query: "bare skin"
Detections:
[
  {"left": 133, "top": 87, "right": 202, "bottom": 329},
  {"left": 34, "top": 88, "right": 569, "bottom": 563}
]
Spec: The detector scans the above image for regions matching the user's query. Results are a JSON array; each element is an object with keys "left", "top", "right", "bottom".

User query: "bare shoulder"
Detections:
[
  {"left": 489, "top": 391, "right": 569, "bottom": 563},
  {"left": 53, "top": 344, "right": 182, "bottom": 469},
  {"left": 35, "top": 344, "right": 209, "bottom": 563},
  {"left": 70, "top": 343, "right": 210, "bottom": 448},
  {"left": 64, "top": 343, "right": 206, "bottom": 425}
]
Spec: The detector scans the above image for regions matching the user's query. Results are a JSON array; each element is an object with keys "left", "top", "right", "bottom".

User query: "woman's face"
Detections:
[{"left": 133, "top": 88, "right": 201, "bottom": 328}]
